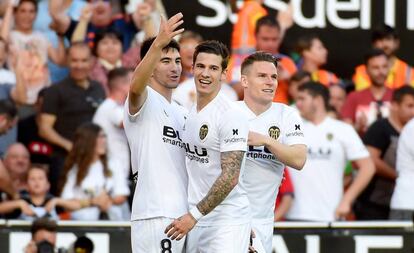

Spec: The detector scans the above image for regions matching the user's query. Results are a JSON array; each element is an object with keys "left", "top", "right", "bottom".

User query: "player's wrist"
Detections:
[{"left": 189, "top": 207, "right": 203, "bottom": 221}]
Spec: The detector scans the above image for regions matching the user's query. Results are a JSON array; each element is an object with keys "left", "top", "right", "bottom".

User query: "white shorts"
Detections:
[
  {"left": 252, "top": 222, "right": 274, "bottom": 253},
  {"left": 186, "top": 223, "right": 251, "bottom": 253},
  {"left": 131, "top": 217, "right": 185, "bottom": 253}
]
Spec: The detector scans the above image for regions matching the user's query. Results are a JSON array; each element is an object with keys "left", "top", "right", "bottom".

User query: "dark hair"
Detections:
[
  {"left": 290, "top": 70, "right": 311, "bottom": 82},
  {"left": 372, "top": 23, "right": 399, "bottom": 43},
  {"left": 74, "top": 236, "right": 94, "bottom": 253},
  {"left": 140, "top": 37, "right": 180, "bottom": 60},
  {"left": 241, "top": 51, "right": 279, "bottom": 75},
  {"left": 255, "top": 15, "right": 281, "bottom": 34},
  {"left": 193, "top": 40, "right": 230, "bottom": 70},
  {"left": 16, "top": 0, "right": 38, "bottom": 13},
  {"left": 107, "top": 67, "right": 129, "bottom": 91},
  {"left": 28, "top": 164, "right": 50, "bottom": 179},
  {"left": 392, "top": 86, "right": 414, "bottom": 103},
  {"left": 0, "top": 99, "right": 17, "bottom": 119},
  {"left": 298, "top": 81, "right": 330, "bottom": 110},
  {"left": 93, "top": 29, "right": 123, "bottom": 56},
  {"left": 364, "top": 48, "right": 388, "bottom": 65},
  {"left": 296, "top": 34, "right": 319, "bottom": 54},
  {"left": 178, "top": 30, "right": 203, "bottom": 44},
  {"left": 58, "top": 123, "right": 111, "bottom": 195},
  {"left": 31, "top": 218, "right": 57, "bottom": 237}
]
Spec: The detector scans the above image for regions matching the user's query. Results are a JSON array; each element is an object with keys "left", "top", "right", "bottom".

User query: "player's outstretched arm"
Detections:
[
  {"left": 128, "top": 13, "right": 184, "bottom": 114},
  {"left": 165, "top": 150, "right": 245, "bottom": 241},
  {"left": 248, "top": 131, "right": 307, "bottom": 170}
]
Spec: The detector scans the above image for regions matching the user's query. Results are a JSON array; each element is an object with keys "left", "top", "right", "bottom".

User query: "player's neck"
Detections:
[
  {"left": 197, "top": 90, "right": 220, "bottom": 112},
  {"left": 369, "top": 84, "right": 387, "bottom": 100},
  {"left": 310, "top": 110, "right": 327, "bottom": 125},
  {"left": 302, "top": 60, "right": 319, "bottom": 73},
  {"left": 150, "top": 83, "right": 173, "bottom": 103},
  {"left": 30, "top": 194, "right": 47, "bottom": 206},
  {"left": 109, "top": 92, "right": 126, "bottom": 105},
  {"left": 388, "top": 111, "right": 404, "bottom": 132},
  {"left": 244, "top": 98, "right": 271, "bottom": 115}
]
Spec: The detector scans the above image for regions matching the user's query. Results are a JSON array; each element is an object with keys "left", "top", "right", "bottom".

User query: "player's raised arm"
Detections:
[{"left": 128, "top": 13, "right": 184, "bottom": 114}]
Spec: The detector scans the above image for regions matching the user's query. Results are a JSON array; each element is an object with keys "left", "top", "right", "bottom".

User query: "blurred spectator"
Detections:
[
  {"left": 0, "top": 0, "right": 66, "bottom": 107},
  {"left": 342, "top": 49, "right": 393, "bottom": 134},
  {"left": 58, "top": 123, "right": 130, "bottom": 221},
  {"left": 178, "top": 30, "right": 202, "bottom": 83},
  {"left": 329, "top": 84, "right": 347, "bottom": 117},
  {"left": 296, "top": 35, "right": 339, "bottom": 86},
  {"left": 24, "top": 217, "right": 58, "bottom": 253},
  {"left": 50, "top": 0, "right": 140, "bottom": 51},
  {"left": 353, "top": 24, "right": 414, "bottom": 91},
  {"left": 34, "top": 0, "right": 87, "bottom": 83},
  {"left": 0, "top": 37, "right": 15, "bottom": 84},
  {"left": 255, "top": 15, "right": 297, "bottom": 104},
  {"left": 93, "top": 67, "right": 131, "bottom": 177},
  {"left": 89, "top": 29, "right": 139, "bottom": 94},
  {"left": 274, "top": 169, "right": 294, "bottom": 221},
  {"left": 227, "top": 0, "right": 267, "bottom": 98},
  {"left": 288, "top": 70, "right": 311, "bottom": 105},
  {"left": 3, "top": 142, "right": 30, "bottom": 192},
  {"left": 17, "top": 89, "right": 52, "bottom": 165},
  {"left": 0, "top": 165, "right": 59, "bottom": 220},
  {"left": 354, "top": 86, "right": 414, "bottom": 220},
  {"left": 38, "top": 42, "right": 105, "bottom": 195},
  {"left": 0, "top": 99, "right": 17, "bottom": 198},
  {"left": 390, "top": 118, "right": 414, "bottom": 220},
  {"left": 287, "top": 82, "right": 375, "bottom": 221}
]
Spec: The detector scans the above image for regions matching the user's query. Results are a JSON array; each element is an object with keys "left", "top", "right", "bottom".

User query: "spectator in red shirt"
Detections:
[{"left": 342, "top": 49, "right": 393, "bottom": 134}]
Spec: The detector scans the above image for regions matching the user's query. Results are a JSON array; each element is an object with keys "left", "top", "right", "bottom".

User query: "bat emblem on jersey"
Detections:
[
  {"left": 199, "top": 124, "right": 209, "bottom": 141},
  {"left": 268, "top": 126, "right": 280, "bottom": 140}
]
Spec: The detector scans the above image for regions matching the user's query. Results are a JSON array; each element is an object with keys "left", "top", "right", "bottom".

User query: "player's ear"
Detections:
[
  {"left": 240, "top": 75, "right": 248, "bottom": 88},
  {"left": 220, "top": 69, "right": 227, "bottom": 82}
]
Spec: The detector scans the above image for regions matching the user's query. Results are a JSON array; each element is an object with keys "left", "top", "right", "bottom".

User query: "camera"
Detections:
[{"left": 36, "top": 240, "right": 54, "bottom": 253}]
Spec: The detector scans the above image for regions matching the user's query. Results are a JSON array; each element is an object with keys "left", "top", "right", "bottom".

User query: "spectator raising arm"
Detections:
[
  {"left": 49, "top": 0, "right": 71, "bottom": 35},
  {"left": 71, "top": 4, "right": 93, "bottom": 43}
]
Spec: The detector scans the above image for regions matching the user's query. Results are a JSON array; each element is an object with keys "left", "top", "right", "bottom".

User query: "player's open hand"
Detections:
[
  {"left": 154, "top": 13, "right": 184, "bottom": 48},
  {"left": 164, "top": 213, "right": 196, "bottom": 241},
  {"left": 248, "top": 131, "right": 269, "bottom": 147}
]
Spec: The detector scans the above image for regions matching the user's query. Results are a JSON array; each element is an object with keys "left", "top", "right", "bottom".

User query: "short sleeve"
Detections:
[
  {"left": 41, "top": 86, "right": 59, "bottom": 115},
  {"left": 124, "top": 88, "right": 152, "bottom": 123},
  {"left": 282, "top": 109, "right": 306, "bottom": 146},
  {"left": 397, "top": 120, "right": 414, "bottom": 172},
  {"left": 342, "top": 123, "right": 370, "bottom": 161},
  {"left": 363, "top": 120, "right": 389, "bottom": 153},
  {"left": 341, "top": 92, "right": 357, "bottom": 122},
  {"left": 219, "top": 108, "right": 248, "bottom": 152}
]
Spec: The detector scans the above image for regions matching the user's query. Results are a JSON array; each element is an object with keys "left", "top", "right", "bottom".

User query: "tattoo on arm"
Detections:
[{"left": 196, "top": 151, "right": 245, "bottom": 216}]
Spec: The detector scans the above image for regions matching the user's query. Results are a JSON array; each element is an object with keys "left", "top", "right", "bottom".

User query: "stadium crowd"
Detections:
[{"left": 0, "top": 0, "right": 413, "bottom": 224}]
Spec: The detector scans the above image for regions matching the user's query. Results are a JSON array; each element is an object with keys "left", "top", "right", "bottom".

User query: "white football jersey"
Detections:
[
  {"left": 123, "top": 87, "right": 188, "bottom": 221},
  {"left": 183, "top": 94, "right": 250, "bottom": 226},
  {"left": 391, "top": 118, "right": 414, "bottom": 210},
  {"left": 286, "top": 117, "right": 369, "bottom": 221},
  {"left": 237, "top": 101, "right": 306, "bottom": 224}
]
